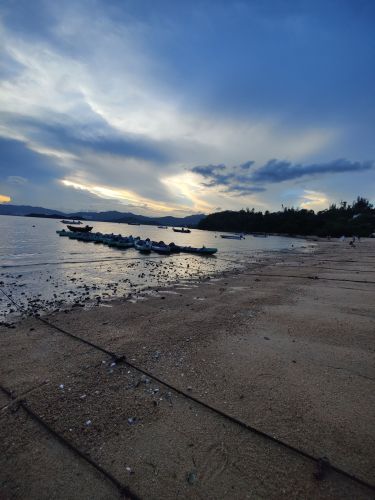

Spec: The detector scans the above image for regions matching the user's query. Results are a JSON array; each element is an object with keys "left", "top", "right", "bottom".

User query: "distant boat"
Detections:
[
  {"left": 172, "top": 227, "right": 191, "bottom": 233},
  {"left": 220, "top": 233, "right": 245, "bottom": 240},
  {"left": 61, "top": 220, "right": 82, "bottom": 224},
  {"left": 67, "top": 225, "right": 93, "bottom": 233},
  {"left": 128, "top": 222, "right": 140, "bottom": 225}
]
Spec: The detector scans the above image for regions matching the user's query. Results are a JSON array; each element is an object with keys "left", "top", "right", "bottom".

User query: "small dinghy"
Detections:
[
  {"left": 134, "top": 239, "right": 152, "bottom": 253},
  {"left": 172, "top": 227, "right": 191, "bottom": 233},
  {"left": 220, "top": 233, "right": 245, "bottom": 240},
  {"left": 67, "top": 224, "right": 93, "bottom": 233},
  {"left": 169, "top": 242, "right": 181, "bottom": 253},
  {"left": 151, "top": 241, "right": 171, "bottom": 254},
  {"left": 180, "top": 246, "right": 217, "bottom": 255}
]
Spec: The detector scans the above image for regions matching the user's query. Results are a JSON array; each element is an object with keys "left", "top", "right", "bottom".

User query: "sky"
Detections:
[{"left": 0, "top": 0, "right": 374, "bottom": 215}]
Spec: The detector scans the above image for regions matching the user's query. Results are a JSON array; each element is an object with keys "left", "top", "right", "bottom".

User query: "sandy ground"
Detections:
[{"left": 0, "top": 240, "right": 374, "bottom": 499}]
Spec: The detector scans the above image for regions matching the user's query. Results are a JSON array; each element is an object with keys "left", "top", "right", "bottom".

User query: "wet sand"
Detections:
[{"left": 1, "top": 240, "right": 374, "bottom": 499}]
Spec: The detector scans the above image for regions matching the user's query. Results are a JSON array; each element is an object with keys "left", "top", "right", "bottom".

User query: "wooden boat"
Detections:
[
  {"left": 180, "top": 246, "right": 217, "bottom": 255},
  {"left": 172, "top": 227, "right": 191, "bottom": 233},
  {"left": 67, "top": 225, "right": 93, "bottom": 233},
  {"left": 151, "top": 241, "right": 171, "bottom": 254},
  {"left": 134, "top": 239, "right": 152, "bottom": 253}
]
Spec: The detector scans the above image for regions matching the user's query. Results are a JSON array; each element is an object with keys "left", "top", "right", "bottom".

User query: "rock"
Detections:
[{"left": 187, "top": 470, "right": 198, "bottom": 485}]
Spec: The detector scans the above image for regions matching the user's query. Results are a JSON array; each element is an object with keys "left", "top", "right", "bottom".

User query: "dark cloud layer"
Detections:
[
  {"left": 3, "top": 113, "right": 169, "bottom": 163},
  {"left": 0, "top": 137, "right": 65, "bottom": 182},
  {"left": 191, "top": 162, "right": 263, "bottom": 196},
  {"left": 252, "top": 159, "right": 374, "bottom": 183},
  {"left": 191, "top": 158, "right": 374, "bottom": 195}
]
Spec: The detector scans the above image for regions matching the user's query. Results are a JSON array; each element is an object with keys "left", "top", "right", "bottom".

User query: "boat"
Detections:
[
  {"left": 172, "top": 227, "right": 191, "bottom": 233},
  {"left": 56, "top": 229, "right": 72, "bottom": 236},
  {"left": 220, "top": 234, "right": 245, "bottom": 240},
  {"left": 169, "top": 242, "right": 181, "bottom": 253},
  {"left": 109, "top": 235, "right": 135, "bottom": 249},
  {"left": 180, "top": 246, "right": 217, "bottom": 255},
  {"left": 151, "top": 241, "right": 171, "bottom": 254},
  {"left": 134, "top": 239, "right": 152, "bottom": 253},
  {"left": 61, "top": 220, "right": 82, "bottom": 225},
  {"left": 67, "top": 225, "right": 93, "bottom": 233},
  {"left": 128, "top": 222, "right": 140, "bottom": 226}
]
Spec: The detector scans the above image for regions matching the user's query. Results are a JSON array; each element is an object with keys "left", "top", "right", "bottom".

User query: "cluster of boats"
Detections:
[{"left": 56, "top": 229, "right": 217, "bottom": 255}]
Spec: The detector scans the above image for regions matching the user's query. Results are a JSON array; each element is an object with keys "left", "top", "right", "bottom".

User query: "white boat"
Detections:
[{"left": 61, "top": 220, "right": 82, "bottom": 225}]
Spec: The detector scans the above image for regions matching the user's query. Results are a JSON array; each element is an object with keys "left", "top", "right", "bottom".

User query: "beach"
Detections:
[{"left": 1, "top": 239, "right": 374, "bottom": 499}]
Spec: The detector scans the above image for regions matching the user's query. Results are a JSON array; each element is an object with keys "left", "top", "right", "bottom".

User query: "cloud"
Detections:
[
  {"left": 1, "top": 114, "right": 169, "bottom": 163},
  {"left": 0, "top": 137, "right": 66, "bottom": 182},
  {"left": 0, "top": 194, "right": 11, "bottom": 203},
  {"left": 299, "top": 190, "right": 328, "bottom": 210},
  {"left": 191, "top": 163, "right": 265, "bottom": 196},
  {"left": 0, "top": 0, "right": 373, "bottom": 214},
  {"left": 7, "top": 175, "right": 27, "bottom": 184},
  {"left": 191, "top": 158, "right": 374, "bottom": 196},
  {"left": 251, "top": 159, "right": 374, "bottom": 183}
]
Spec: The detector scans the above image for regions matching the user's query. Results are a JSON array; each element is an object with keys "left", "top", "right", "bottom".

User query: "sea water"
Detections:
[{"left": 0, "top": 215, "right": 313, "bottom": 319}]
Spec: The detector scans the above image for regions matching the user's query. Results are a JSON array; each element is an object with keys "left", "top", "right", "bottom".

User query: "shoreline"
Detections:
[
  {"left": 0, "top": 239, "right": 316, "bottom": 325},
  {"left": 1, "top": 240, "right": 374, "bottom": 499}
]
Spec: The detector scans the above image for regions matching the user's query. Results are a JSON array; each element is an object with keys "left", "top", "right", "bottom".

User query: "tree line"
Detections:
[{"left": 197, "top": 197, "right": 375, "bottom": 237}]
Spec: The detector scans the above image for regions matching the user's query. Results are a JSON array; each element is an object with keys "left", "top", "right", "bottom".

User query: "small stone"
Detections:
[{"left": 187, "top": 471, "right": 198, "bottom": 485}]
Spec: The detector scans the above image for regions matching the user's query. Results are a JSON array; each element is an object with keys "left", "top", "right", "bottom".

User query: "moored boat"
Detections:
[
  {"left": 61, "top": 220, "right": 82, "bottom": 225},
  {"left": 134, "top": 239, "right": 152, "bottom": 253},
  {"left": 220, "top": 233, "right": 245, "bottom": 240},
  {"left": 151, "top": 241, "right": 171, "bottom": 254},
  {"left": 56, "top": 229, "right": 72, "bottom": 236},
  {"left": 67, "top": 224, "right": 93, "bottom": 233},
  {"left": 180, "top": 246, "right": 217, "bottom": 255},
  {"left": 169, "top": 242, "right": 181, "bottom": 253},
  {"left": 172, "top": 227, "right": 191, "bottom": 233}
]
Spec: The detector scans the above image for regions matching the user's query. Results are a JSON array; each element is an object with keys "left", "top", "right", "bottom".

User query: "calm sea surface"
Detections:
[{"left": 0, "top": 215, "right": 313, "bottom": 319}]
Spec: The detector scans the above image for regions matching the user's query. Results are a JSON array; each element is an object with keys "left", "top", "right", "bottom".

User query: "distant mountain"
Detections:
[
  {"left": 0, "top": 204, "right": 206, "bottom": 227},
  {"left": 0, "top": 204, "right": 65, "bottom": 216}
]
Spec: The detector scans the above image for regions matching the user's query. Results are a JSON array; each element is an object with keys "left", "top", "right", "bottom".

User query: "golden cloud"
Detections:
[
  {"left": 300, "top": 190, "right": 328, "bottom": 210},
  {"left": 60, "top": 179, "right": 198, "bottom": 215},
  {"left": 0, "top": 194, "right": 11, "bottom": 203}
]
